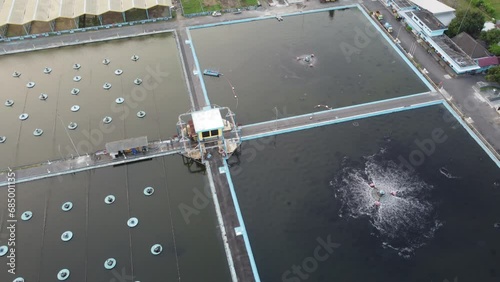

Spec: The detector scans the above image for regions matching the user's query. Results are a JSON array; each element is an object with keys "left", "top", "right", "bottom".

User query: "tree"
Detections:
[
  {"left": 485, "top": 65, "right": 500, "bottom": 83},
  {"left": 480, "top": 29, "right": 500, "bottom": 45},
  {"left": 488, "top": 44, "right": 500, "bottom": 55},
  {"left": 479, "top": 29, "right": 500, "bottom": 55},
  {"left": 472, "top": 0, "right": 495, "bottom": 17},
  {"left": 446, "top": 9, "right": 486, "bottom": 38}
]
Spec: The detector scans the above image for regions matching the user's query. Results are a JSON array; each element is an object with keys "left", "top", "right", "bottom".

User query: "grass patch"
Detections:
[
  {"left": 181, "top": 0, "right": 205, "bottom": 14},
  {"left": 454, "top": 0, "right": 500, "bottom": 19},
  {"left": 180, "top": 0, "right": 222, "bottom": 14},
  {"left": 241, "top": 0, "right": 259, "bottom": 6},
  {"left": 181, "top": 0, "right": 257, "bottom": 14},
  {"left": 479, "top": 85, "right": 500, "bottom": 92},
  {"left": 490, "top": 0, "right": 500, "bottom": 18},
  {"left": 204, "top": 3, "right": 223, "bottom": 12}
]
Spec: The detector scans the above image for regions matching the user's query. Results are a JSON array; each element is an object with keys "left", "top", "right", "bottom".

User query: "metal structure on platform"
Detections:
[
  {"left": 105, "top": 136, "right": 148, "bottom": 158},
  {"left": 177, "top": 106, "right": 241, "bottom": 163}
]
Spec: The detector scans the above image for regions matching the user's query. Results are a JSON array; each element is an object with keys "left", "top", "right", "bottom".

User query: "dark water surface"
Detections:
[
  {"left": 190, "top": 8, "right": 429, "bottom": 125},
  {"left": 0, "top": 33, "right": 190, "bottom": 170},
  {"left": 0, "top": 156, "right": 231, "bottom": 281},
  {"left": 230, "top": 105, "right": 500, "bottom": 282}
]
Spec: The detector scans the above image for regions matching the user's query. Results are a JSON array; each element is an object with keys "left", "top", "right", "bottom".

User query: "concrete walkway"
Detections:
[
  {"left": 0, "top": 92, "right": 443, "bottom": 186},
  {"left": 0, "top": 139, "right": 182, "bottom": 187},
  {"left": 207, "top": 152, "right": 257, "bottom": 282},
  {"left": 177, "top": 27, "right": 209, "bottom": 110},
  {"left": 241, "top": 92, "right": 443, "bottom": 140}
]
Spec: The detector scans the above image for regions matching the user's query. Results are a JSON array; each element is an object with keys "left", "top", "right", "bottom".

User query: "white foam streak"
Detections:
[{"left": 333, "top": 152, "right": 441, "bottom": 257}]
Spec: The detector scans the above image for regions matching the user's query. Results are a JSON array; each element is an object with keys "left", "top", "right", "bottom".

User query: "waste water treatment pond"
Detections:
[
  {"left": 0, "top": 33, "right": 190, "bottom": 170},
  {"left": 230, "top": 105, "right": 500, "bottom": 282},
  {"left": 0, "top": 156, "right": 231, "bottom": 281},
  {"left": 190, "top": 7, "right": 429, "bottom": 125}
]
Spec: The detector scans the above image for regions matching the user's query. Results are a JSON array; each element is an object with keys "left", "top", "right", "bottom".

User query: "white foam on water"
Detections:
[
  {"left": 333, "top": 150, "right": 442, "bottom": 257},
  {"left": 439, "top": 167, "right": 461, "bottom": 179}
]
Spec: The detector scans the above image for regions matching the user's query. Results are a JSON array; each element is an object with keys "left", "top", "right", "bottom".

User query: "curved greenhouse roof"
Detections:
[{"left": 0, "top": 0, "right": 171, "bottom": 26}]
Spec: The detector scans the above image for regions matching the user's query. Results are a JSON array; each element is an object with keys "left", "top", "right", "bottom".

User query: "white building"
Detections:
[
  {"left": 410, "top": 0, "right": 456, "bottom": 26},
  {"left": 386, "top": 0, "right": 479, "bottom": 74},
  {"left": 483, "top": 22, "right": 496, "bottom": 32},
  {"left": 403, "top": 9, "right": 448, "bottom": 37}
]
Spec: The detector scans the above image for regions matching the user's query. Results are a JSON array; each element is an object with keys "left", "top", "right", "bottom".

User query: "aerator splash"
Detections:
[{"left": 332, "top": 151, "right": 441, "bottom": 258}]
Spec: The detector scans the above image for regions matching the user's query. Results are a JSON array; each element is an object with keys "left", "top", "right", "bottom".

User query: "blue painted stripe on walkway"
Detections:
[
  {"left": 185, "top": 28, "right": 211, "bottom": 106},
  {"left": 174, "top": 30, "right": 196, "bottom": 109},
  {"left": 222, "top": 160, "right": 261, "bottom": 282},
  {"left": 188, "top": 5, "right": 358, "bottom": 30},
  {"left": 205, "top": 163, "right": 238, "bottom": 281},
  {"left": 442, "top": 103, "right": 500, "bottom": 168},
  {"left": 241, "top": 91, "right": 432, "bottom": 129},
  {"left": 356, "top": 4, "right": 435, "bottom": 91},
  {"left": 241, "top": 100, "right": 443, "bottom": 141}
]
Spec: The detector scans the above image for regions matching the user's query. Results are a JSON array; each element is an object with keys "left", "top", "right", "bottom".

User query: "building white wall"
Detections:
[
  {"left": 410, "top": 13, "right": 447, "bottom": 37},
  {"left": 435, "top": 11, "right": 455, "bottom": 26}
]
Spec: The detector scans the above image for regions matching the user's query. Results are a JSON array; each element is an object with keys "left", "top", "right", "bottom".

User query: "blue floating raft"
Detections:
[{"left": 203, "top": 69, "right": 221, "bottom": 77}]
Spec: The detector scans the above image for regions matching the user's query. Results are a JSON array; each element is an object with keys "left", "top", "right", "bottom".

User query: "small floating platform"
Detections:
[{"left": 203, "top": 69, "right": 221, "bottom": 77}]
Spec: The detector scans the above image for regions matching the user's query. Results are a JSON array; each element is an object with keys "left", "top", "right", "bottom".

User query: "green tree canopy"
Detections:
[
  {"left": 446, "top": 9, "right": 486, "bottom": 38},
  {"left": 480, "top": 29, "right": 500, "bottom": 45},
  {"left": 472, "top": 0, "right": 496, "bottom": 18},
  {"left": 479, "top": 29, "right": 500, "bottom": 55},
  {"left": 486, "top": 66, "right": 500, "bottom": 83},
  {"left": 488, "top": 44, "right": 500, "bottom": 56}
]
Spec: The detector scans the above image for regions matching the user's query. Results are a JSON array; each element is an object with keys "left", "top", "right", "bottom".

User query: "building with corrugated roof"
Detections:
[
  {"left": 0, "top": 0, "right": 172, "bottom": 37},
  {"left": 452, "top": 32, "right": 499, "bottom": 73}
]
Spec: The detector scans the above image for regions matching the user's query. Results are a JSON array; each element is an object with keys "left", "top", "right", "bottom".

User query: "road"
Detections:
[{"left": 363, "top": 0, "right": 500, "bottom": 155}]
